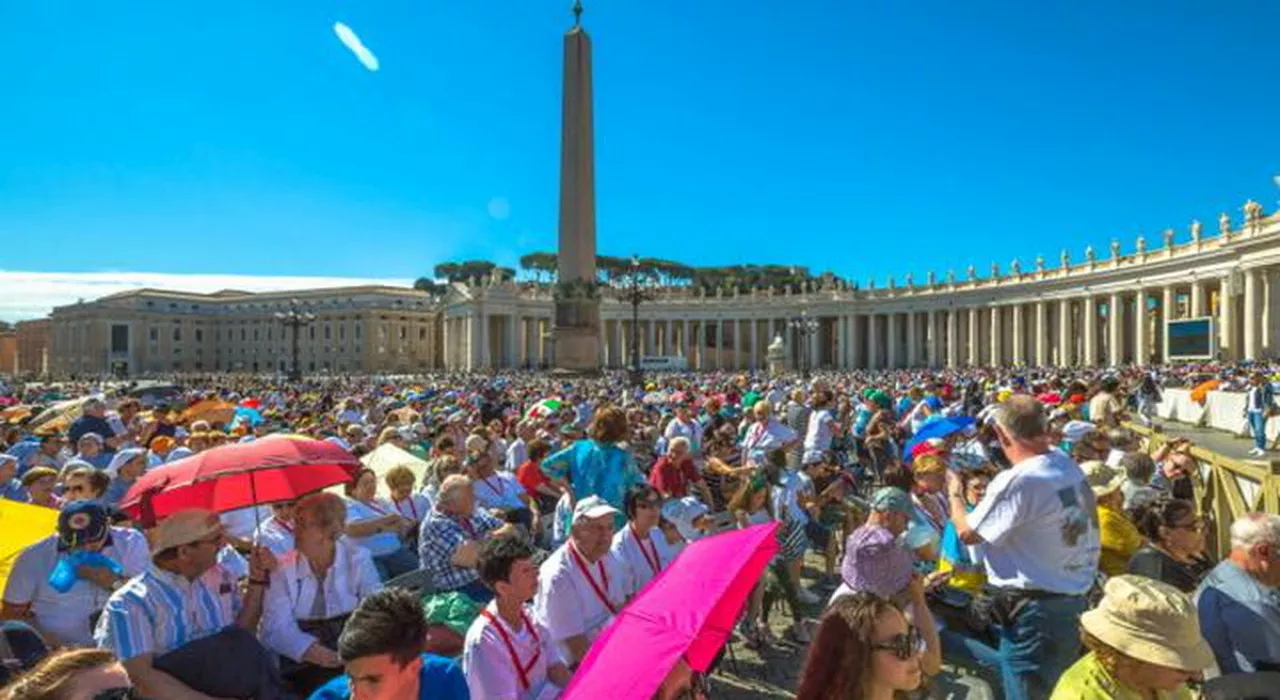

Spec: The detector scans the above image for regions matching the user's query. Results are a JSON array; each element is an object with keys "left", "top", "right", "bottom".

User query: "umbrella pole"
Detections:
[{"left": 250, "top": 474, "right": 261, "bottom": 547}]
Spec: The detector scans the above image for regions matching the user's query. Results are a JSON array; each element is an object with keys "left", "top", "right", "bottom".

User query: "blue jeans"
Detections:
[
  {"left": 1249, "top": 412, "right": 1268, "bottom": 451},
  {"left": 940, "top": 594, "right": 1087, "bottom": 700}
]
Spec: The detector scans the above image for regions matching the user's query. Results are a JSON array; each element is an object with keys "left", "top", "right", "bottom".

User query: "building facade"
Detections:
[
  {"left": 438, "top": 205, "right": 1280, "bottom": 371},
  {"left": 49, "top": 286, "right": 441, "bottom": 376},
  {"left": 45, "top": 203, "right": 1280, "bottom": 376},
  {"left": 14, "top": 319, "right": 50, "bottom": 375}
]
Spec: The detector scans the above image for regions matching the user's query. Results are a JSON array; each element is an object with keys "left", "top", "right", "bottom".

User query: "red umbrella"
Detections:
[{"left": 119, "top": 435, "right": 359, "bottom": 524}]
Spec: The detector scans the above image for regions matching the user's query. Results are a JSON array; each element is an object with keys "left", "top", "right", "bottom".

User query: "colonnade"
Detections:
[{"left": 439, "top": 266, "right": 1280, "bottom": 371}]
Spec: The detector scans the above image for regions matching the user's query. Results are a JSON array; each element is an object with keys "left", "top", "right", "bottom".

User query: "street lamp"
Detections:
[
  {"left": 617, "top": 254, "right": 656, "bottom": 387},
  {"left": 789, "top": 309, "right": 820, "bottom": 379},
  {"left": 273, "top": 299, "right": 316, "bottom": 381}
]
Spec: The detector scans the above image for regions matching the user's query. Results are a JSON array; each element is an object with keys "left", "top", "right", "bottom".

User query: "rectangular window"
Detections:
[
  {"left": 110, "top": 325, "right": 129, "bottom": 353},
  {"left": 398, "top": 327, "right": 407, "bottom": 340},
  {"left": 194, "top": 329, "right": 203, "bottom": 343},
  {"left": 172, "top": 327, "right": 182, "bottom": 342},
  {"left": 324, "top": 325, "right": 332, "bottom": 340},
  {"left": 148, "top": 327, "right": 158, "bottom": 342},
  {"left": 355, "top": 325, "right": 362, "bottom": 339}
]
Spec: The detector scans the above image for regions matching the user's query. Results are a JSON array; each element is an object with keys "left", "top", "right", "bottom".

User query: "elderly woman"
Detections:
[
  {"left": 1051, "top": 576, "right": 1211, "bottom": 699},
  {"left": 262, "top": 492, "right": 382, "bottom": 695},
  {"left": 385, "top": 465, "right": 431, "bottom": 527},
  {"left": 540, "top": 405, "right": 645, "bottom": 522},
  {"left": 102, "top": 447, "right": 147, "bottom": 506},
  {"left": 342, "top": 467, "right": 418, "bottom": 581},
  {"left": 20, "top": 467, "right": 59, "bottom": 509},
  {"left": 1126, "top": 498, "right": 1210, "bottom": 593},
  {"left": 466, "top": 445, "right": 535, "bottom": 531},
  {"left": 71, "top": 434, "right": 111, "bottom": 470}
]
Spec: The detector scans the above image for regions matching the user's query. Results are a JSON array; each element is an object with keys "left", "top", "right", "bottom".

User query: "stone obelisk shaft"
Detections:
[{"left": 552, "top": 20, "right": 600, "bottom": 372}]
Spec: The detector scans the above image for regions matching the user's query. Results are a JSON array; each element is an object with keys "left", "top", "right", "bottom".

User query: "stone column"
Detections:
[
  {"left": 682, "top": 319, "right": 691, "bottom": 358},
  {"left": 870, "top": 313, "right": 880, "bottom": 368},
  {"left": 906, "top": 312, "right": 918, "bottom": 368},
  {"left": 1107, "top": 293, "right": 1123, "bottom": 366},
  {"left": 1083, "top": 297, "right": 1097, "bottom": 365},
  {"left": 1219, "top": 276, "right": 1234, "bottom": 360},
  {"left": 507, "top": 313, "right": 519, "bottom": 367},
  {"left": 442, "top": 316, "right": 452, "bottom": 369},
  {"left": 1035, "top": 301, "right": 1048, "bottom": 366},
  {"left": 945, "top": 310, "right": 958, "bottom": 368},
  {"left": 1133, "top": 293, "right": 1148, "bottom": 365},
  {"left": 926, "top": 310, "right": 938, "bottom": 367},
  {"left": 1264, "top": 271, "right": 1273, "bottom": 358},
  {"left": 613, "top": 318, "right": 624, "bottom": 367},
  {"left": 1191, "top": 281, "right": 1205, "bottom": 317},
  {"left": 1058, "top": 300, "right": 1072, "bottom": 366},
  {"left": 1244, "top": 269, "right": 1259, "bottom": 360},
  {"left": 1012, "top": 304, "right": 1024, "bottom": 365},
  {"left": 1160, "top": 287, "right": 1174, "bottom": 363},
  {"left": 809, "top": 320, "right": 822, "bottom": 370},
  {"left": 751, "top": 319, "right": 760, "bottom": 369},
  {"left": 990, "top": 306, "right": 1002, "bottom": 365},
  {"left": 885, "top": 314, "right": 898, "bottom": 369},
  {"left": 849, "top": 315, "right": 861, "bottom": 369},
  {"left": 967, "top": 307, "right": 979, "bottom": 366},
  {"left": 715, "top": 318, "right": 724, "bottom": 369},
  {"left": 732, "top": 319, "right": 743, "bottom": 370}
]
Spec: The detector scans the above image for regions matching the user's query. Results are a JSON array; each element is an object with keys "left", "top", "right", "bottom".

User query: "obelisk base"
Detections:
[{"left": 551, "top": 326, "right": 600, "bottom": 375}]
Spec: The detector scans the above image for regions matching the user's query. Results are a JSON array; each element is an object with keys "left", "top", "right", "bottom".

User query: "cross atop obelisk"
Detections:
[{"left": 552, "top": 0, "right": 600, "bottom": 373}]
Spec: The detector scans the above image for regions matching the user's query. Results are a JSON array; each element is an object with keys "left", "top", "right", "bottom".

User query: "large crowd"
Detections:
[{"left": 0, "top": 363, "right": 1277, "bottom": 700}]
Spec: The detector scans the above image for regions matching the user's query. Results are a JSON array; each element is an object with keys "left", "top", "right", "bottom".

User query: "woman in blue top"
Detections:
[{"left": 540, "top": 405, "right": 644, "bottom": 529}]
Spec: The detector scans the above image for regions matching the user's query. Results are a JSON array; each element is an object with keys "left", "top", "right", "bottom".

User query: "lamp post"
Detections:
[
  {"left": 273, "top": 299, "right": 316, "bottom": 381},
  {"left": 789, "top": 309, "right": 820, "bottom": 379},
  {"left": 618, "top": 254, "right": 656, "bottom": 387}
]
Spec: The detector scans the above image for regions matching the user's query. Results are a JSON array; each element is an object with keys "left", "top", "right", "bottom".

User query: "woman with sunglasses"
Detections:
[
  {"left": 0, "top": 647, "right": 138, "bottom": 700},
  {"left": 610, "top": 484, "right": 667, "bottom": 602},
  {"left": 1126, "top": 498, "right": 1211, "bottom": 593},
  {"left": 795, "top": 592, "right": 927, "bottom": 700}
]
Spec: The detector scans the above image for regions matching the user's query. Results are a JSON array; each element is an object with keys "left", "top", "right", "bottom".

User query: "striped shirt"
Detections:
[{"left": 94, "top": 562, "right": 240, "bottom": 661}]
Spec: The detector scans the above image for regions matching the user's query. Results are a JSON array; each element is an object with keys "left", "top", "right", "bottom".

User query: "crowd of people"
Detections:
[{"left": 0, "top": 363, "right": 1276, "bottom": 699}]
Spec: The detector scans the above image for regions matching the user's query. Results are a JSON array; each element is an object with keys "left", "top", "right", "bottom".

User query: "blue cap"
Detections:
[
  {"left": 870, "top": 487, "right": 911, "bottom": 514},
  {"left": 57, "top": 500, "right": 110, "bottom": 550}
]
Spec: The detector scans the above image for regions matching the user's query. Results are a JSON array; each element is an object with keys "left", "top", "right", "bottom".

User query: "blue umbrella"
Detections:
[{"left": 903, "top": 415, "right": 975, "bottom": 461}]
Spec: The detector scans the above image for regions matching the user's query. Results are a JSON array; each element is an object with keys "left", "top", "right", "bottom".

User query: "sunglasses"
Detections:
[{"left": 871, "top": 626, "right": 925, "bottom": 661}]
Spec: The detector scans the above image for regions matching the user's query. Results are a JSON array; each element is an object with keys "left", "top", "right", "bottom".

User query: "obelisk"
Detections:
[{"left": 552, "top": 0, "right": 601, "bottom": 373}]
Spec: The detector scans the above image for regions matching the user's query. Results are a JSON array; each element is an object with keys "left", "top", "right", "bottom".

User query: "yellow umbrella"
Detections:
[{"left": 0, "top": 501, "right": 58, "bottom": 594}]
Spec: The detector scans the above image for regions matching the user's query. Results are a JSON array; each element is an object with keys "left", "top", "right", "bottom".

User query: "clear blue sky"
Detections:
[{"left": 4, "top": 1, "right": 1279, "bottom": 286}]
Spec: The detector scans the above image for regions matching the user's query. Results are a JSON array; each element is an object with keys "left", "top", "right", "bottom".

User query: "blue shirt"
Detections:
[
  {"left": 0, "top": 479, "right": 29, "bottom": 502},
  {"left": 541, "top": 439, "right": 644, "bottom": 524},
  {"left": 308, "top": 654, "right": 469, "bottom": 700},
  {"left": 1195, "top": 559, "right": 1280, "bottom": 674}
]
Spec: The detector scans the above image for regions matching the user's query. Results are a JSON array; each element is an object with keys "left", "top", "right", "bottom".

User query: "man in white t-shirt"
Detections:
[
  {"left": 1, "top": 501, "right": 149, "bottom": 647},
  {"left": 464, "top": 535, "right": 572, "bottom": 699},
  {"left": 946, "top": 395, "right": 1100, "bottom": 700},
  {"left": 532, "top": 496, "right": 625, "bottom": 667}
]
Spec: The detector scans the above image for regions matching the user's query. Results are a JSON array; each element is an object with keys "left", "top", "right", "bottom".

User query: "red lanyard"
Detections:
[
  {"left": 569, "top": 544, "right": 617, "bottom": 614},
  {"left": 396, "top": 498, "right": 418, "bottom": 520},
  {"left": 479, "top": 608, "right": 541, "bottom": 692},
  {"left": 631, "top": 525, "right": 661, "bottom": 576}
]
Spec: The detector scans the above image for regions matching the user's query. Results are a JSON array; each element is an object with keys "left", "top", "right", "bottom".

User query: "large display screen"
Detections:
[{"left": 1167, "top": 318, "right": 1214, "bottom": 359}]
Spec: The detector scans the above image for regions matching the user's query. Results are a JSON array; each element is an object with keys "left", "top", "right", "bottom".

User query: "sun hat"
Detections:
[
  {"left": 58, "top": 500, "right": 111, "bottom": 549},
  {"left": 869, "top": 487, "right": 912, "bottom": 514},
  {"left": 571, "top": 495, "right": 619, "bottom": 526},
  {"left": 150, "top": 508, "right": 223, "bottom": 556},
  {"left": 1081, "top": 460, "right": 1126, "bottom": 497},
  {"left": 105, "top": 447, "right": 147, "bottom": 477},
  {"left": 1080, "top": 575, "right": 1214, "bottom": 672},
  {"left": 841, "top": 523, "right": 914, "bottom": 598},
  {"left": 1062, "top": 420, "right": 1097, "bottom": 443}
]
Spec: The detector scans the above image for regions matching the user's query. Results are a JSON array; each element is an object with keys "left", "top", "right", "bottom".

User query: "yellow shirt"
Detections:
[
  {"left": 1097, "top": 503, "right": 1143, "bottom": 577},
  {"left": 1051, "top": 652, "right": 1195, "bottom": 700}
]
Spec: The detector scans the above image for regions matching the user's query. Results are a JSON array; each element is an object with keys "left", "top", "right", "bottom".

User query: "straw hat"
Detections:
[
  {"left": 1080, "top": 575, "right": 1214, "bottom": 672},
  {"left": 1081, "top": 460, "right": 1125, "bottom": 497},
  {"left": 150, "top": 509, "right": 223, "bottom": 557}
]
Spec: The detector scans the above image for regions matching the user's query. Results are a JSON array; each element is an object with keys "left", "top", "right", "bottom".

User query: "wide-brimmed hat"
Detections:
[
  {"left": 150, "top": 508, "right": 223, "bottom": 556},
  {"left": 1081, "top": 460, "right": 1125, "bottom": 497},
  {"left": 841, "top": 524, "right": 913, "bottom": 598},
  {"left": 1080, "top": 575, "right": 1214, "bottom": 672}
]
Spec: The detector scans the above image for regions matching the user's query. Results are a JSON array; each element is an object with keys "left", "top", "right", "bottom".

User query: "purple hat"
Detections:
[{"left": 841, "top": 524, "right": 914, "bottom": 598}]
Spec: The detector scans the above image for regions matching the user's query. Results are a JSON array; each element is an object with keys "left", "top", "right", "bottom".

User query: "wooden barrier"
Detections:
[{"left": 1126, "top": 422, "right": 1280, "bottom": 558}]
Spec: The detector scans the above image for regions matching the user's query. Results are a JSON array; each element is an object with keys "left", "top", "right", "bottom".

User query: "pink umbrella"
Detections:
[{"left": 562, "top": 522, "right": 779, "bottom": 699}]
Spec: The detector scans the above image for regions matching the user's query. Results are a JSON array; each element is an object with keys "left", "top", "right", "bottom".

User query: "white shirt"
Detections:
[
  {"left": 473, "top": 472, "right": 527, "bottom": 512},
  {"left": 463, "top": 601, "right": 565, "bottom": 700},
  {"left": 505, "top": 439, "right": 529, "bottom": 473},
  {"left": 260, "top": 538, "right": 383, "bottom": 661},
  {"left": 803, "top": 409, "right": 835, "bottom": 464},
  {"left": 609, "top": 524, "right": 666, "bottom": 600},
  {"left": 740, "top": 419, "right": 797, "bottom": 466},
  {"left": 3, "top": 528, "right": 149, "bottom": 647},
  {"left": 255, "top": 516, "right": 296, "bottom": 556},
  {"left": 220, "top": 505, "right": 272, "bottom": 540},
  {"left": 533, "top": 542, "right": 626, "bottom": 663},
  {"left": 391, "top": 493, "right": 433, "bottom": 525},
  {"left": 663, "top": 418, "right": 703, "bottom": 456},
  {"left": 343, "top": 497, "right": 403, "bottom": 556},
  {"left": 772, "top": 468, "right": 814, "bottom": 524},
  {"left": 967, "top": 449, "right": 1101, "bottom": 595}
]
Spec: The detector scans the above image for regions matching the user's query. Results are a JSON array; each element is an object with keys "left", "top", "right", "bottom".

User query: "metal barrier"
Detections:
[{"left": 1126, "top": 422, "right": 1280, "bottom": 558}]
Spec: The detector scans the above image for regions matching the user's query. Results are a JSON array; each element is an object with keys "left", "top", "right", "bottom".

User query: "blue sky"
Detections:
[{"left": 3, "top": 0, "right": 1280, "bottom": 316}]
